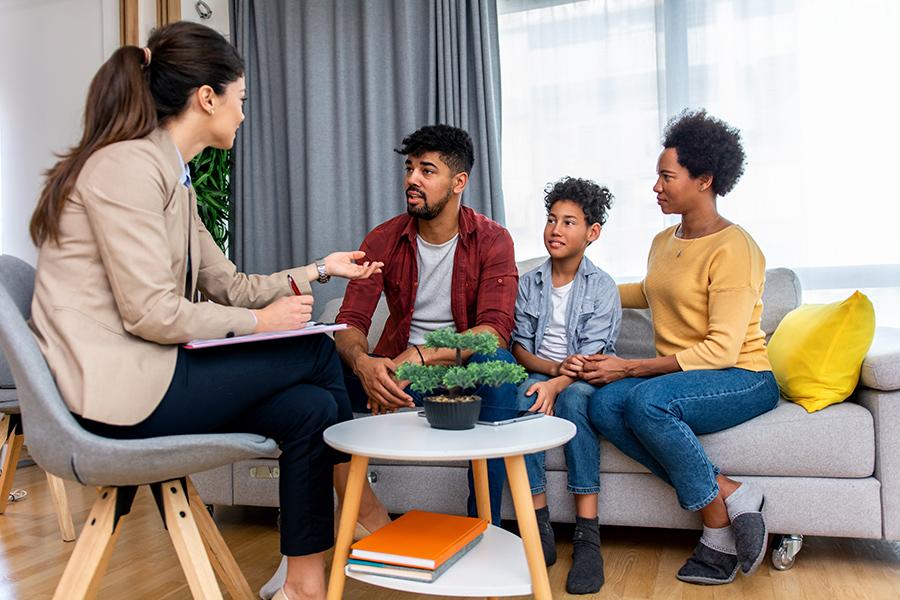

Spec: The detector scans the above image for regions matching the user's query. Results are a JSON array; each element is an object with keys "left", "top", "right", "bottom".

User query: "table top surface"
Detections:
[{"left": 323, "top": 411, "right": 576, "bottom": 460}]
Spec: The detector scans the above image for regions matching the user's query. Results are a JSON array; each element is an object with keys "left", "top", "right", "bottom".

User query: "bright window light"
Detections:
[{"left": 499, "top": 0, "right": 900, "bottom": 326}]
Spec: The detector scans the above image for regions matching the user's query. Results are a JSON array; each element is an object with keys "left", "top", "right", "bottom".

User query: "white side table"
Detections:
[{"left": 324, "top": 411, "right": 576, "bottom": 599}]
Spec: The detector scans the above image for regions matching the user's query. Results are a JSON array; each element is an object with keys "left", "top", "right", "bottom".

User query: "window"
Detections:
[{"left": 499, "top": 0, "right": 900, "bottom": 325}]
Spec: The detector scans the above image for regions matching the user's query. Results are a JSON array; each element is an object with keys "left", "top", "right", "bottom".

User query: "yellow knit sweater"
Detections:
[{"left": 618, "top": 224, "right": 771, "bottom": 372}]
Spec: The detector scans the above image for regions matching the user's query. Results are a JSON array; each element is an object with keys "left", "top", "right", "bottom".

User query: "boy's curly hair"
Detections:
[
  {"left": 394, "top": 124, "right": 474, "bottom": 174},
  {"left": 663, "top": 109, "right": 746, "bottom": 196},
  {"left": 544, "top": 176, "right": 614, "bottom": 226}
]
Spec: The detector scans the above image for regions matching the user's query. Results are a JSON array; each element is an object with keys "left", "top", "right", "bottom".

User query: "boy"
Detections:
[{"left": 512, "top": 176, "right": 622, "bottom": 595}]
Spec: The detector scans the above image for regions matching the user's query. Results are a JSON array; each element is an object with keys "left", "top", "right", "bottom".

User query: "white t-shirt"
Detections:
[
  {"left": 408, "top": 234, "right": 459, "bottom": 346},
  {"left": 536, "top": 280, "right": 573, "bottom": 362}
]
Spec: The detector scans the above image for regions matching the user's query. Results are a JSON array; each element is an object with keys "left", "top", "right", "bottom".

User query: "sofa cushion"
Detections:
[
  {"left": 759, "top": 268, "right": 802, "bottom": 338},
  {"left": 860, "top": 326, "right": 900, "bottom": 391},
  {"left": 768, "top": 292, "right": 875, "bottom": 412},
  {"left": 543, "top": 399, "right": 874, "bottom": 478}
]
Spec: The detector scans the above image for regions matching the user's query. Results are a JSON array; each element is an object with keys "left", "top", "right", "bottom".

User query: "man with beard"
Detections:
[{"left": 335, "top": 124, "right": 519, "bottom": 525}]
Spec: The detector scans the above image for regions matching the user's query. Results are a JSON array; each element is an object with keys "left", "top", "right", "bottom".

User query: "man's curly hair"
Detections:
[
  {"left": 662, "top": 109, "right": 746, "bottom": 196},
  {"left": 543, "top": 177, "right": 613, "bottom": 226},
  {"left": 394, "top": 124, "right": 474, "bottom": 175}
]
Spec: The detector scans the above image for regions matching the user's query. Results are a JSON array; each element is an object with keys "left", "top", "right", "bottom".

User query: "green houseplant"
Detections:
[
  {"left": 189, "top": 147, "right": 232, "bottom": 253},
  {"left": 395, "top": 328, "right": 527, "bottom": 430}
]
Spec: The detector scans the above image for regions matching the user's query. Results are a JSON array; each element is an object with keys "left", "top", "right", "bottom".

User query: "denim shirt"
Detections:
[{"left": 513, "top": 257, "right": 622, "bottom": 358}]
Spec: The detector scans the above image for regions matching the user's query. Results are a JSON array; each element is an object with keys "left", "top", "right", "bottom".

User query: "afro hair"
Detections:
[
  {"left": 662, "top": 109, "right": 746, "bottom": 196},
  {"left": 543, "top": 176, "right": 613, "bottom": 226}
]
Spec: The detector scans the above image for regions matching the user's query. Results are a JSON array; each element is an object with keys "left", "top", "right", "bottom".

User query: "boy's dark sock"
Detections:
[
  {"left": 566, "top": 515, "right": 604, "bottom": 594},
  {"left": 535, "top": 506, "right": 557, "bottom": 566}
]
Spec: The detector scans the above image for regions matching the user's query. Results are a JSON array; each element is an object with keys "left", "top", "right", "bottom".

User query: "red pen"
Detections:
[{"left": 287, "top": 274, "right": 302, "bottom": 296}]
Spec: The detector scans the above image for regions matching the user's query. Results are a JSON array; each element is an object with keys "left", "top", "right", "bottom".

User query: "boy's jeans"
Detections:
[
  {"left": 588, "top": 368, "right": 779, "bottom": 511},
  {"left": 516, "top": 374, "right": 601, "bottom": 495}
]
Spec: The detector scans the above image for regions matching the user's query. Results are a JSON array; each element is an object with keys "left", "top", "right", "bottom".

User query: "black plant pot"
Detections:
[{"left": 422, "top": 395, "right": 482, "bottom": 430}]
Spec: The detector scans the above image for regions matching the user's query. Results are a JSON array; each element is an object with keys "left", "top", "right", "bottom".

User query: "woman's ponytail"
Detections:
[
  {"left": 30, "top": 46, "right": 157, "bottom": 246},
  {"left": 31, "top": 21, "right": 243, "bottom": 247}
]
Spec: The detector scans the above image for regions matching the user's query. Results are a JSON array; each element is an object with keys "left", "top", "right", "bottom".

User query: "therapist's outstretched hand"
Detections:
[
  {"left": 324, "top": 251, "right": 384, "bottom": 280},
  {"left": 252, "top": 295, "right": 314, "bottom": 333}
]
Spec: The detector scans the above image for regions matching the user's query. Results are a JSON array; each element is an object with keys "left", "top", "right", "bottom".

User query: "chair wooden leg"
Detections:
[
  {"left": 186, "top": 478, "right": 254, "bottom": 600},
  {"left": 0, "top": 424, "right": 24, "bottom": 514},
  {"left": 46, "top": 472, "right": 76, "bottom": 541},
  {"left": 159, "top": 479, "right": 223, "bottom": 599},
  {"left": 53, "top": 487, "right": 126, "bottom": 600}
]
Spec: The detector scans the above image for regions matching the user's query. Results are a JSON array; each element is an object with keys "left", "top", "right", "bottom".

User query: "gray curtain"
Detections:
[{"left": 230, "top": 0, "right": 503, "bottom": 307}]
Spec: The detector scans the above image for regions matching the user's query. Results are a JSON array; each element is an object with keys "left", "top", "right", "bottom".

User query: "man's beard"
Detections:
[{"left": 406, "top": 187, "right": 453, "bottom": 220}]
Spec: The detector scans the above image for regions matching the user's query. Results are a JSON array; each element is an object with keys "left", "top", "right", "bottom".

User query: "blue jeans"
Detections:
[
  {"left": 343, "top": 348, "right": 519, "bottom": 525},
  {"left": 588, "top": 368, "right": 779, "bottom": 511},
  {"left": 517, "top": 374, "right": 601, "bottom": 495}
]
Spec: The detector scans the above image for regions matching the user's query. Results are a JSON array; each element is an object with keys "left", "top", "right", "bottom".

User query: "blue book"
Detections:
[{"left": 347, "top": 534, "right": 483, "bottom": 583}]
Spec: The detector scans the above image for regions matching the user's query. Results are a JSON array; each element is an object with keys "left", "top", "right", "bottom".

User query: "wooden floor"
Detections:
[{"left": 1, "top": 466, "right": 899, "bottom": 599}]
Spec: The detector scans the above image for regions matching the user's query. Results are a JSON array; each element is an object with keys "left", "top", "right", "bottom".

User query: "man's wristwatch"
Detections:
[{"left": 314, "top": 258, "right": 331, "bottom": 284}]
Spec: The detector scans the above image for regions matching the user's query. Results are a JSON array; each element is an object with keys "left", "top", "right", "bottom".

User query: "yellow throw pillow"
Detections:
[{"left": 768, "top": 291, "right": 875, "bottom": 413}]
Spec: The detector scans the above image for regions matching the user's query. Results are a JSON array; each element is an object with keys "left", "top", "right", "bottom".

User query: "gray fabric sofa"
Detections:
[{"left": 192, "top": 261, "right": 900, "bottom": 567}]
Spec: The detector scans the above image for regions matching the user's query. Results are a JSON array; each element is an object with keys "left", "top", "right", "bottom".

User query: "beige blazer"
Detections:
[{"left": 31, "top": 128, "right": 312, "bottom": 425}]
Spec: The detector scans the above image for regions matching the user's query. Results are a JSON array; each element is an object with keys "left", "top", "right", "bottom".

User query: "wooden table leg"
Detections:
[
  {"left": 504, "top": 454, "right": 552, "bottom": 600},
  {"left": 471, "top": 459, "right": 492, "bottom": 522},
  {"left": 472, "top": 459, "right": 500, "bottom": 600},
  {"left": 327, "top": 454, "right": 368, "bottom": 600}
]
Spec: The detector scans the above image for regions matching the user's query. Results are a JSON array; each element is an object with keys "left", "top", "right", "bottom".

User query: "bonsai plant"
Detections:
[
  {"left": 395, "top": 328, "right": 527, "bottom": 430},
  {"left": 189, "top": 147, "right": 232, "bottom": 253}
]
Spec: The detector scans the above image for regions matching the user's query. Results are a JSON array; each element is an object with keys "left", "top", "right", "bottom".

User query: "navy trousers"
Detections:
[{"left": 77, "top": 334, "right": 351, "bottom": 557}]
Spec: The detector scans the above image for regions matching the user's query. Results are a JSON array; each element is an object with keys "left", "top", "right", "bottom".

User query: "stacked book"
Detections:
[{"left": 347, "top": 510, "right": 487, "bottom": 583}]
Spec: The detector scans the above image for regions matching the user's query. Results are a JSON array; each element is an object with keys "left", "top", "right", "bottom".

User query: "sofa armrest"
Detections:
[
  {"left": 856, "top": 387, "right": 900, "bottom": 540},
  {"left": 861, "top": 327, "right": 900, "bottom": 392}
]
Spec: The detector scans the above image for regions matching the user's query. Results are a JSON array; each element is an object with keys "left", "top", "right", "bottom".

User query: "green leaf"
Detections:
[{"left": 189, "top": 147, "right": 232, "bottom": 253}]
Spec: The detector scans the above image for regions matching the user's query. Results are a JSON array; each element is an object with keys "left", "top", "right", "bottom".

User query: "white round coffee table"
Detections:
[{"left": 324, "top": 411, "right": 576, "bottom": 600}]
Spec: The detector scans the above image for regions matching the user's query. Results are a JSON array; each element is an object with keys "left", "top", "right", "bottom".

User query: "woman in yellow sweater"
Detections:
[{"left": 578, "top": 110, "right": 779, "bottom": 585}]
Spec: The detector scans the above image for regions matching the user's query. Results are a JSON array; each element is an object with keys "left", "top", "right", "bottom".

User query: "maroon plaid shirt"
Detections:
[{"left": 336, "top": 205, "right": 518, "bottom": 358}]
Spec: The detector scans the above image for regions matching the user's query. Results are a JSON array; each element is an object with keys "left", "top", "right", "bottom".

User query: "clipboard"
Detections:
[{"left": 183, "top": 322, "right": 347, "bottom": 349}]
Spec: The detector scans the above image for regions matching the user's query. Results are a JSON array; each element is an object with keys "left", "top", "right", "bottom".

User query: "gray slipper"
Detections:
[
  {"left": 676, "top": 540, "right": 739, "bottom": 585},
  {"left": 731, "top": 496, "right": 767, "bottom": 575}
]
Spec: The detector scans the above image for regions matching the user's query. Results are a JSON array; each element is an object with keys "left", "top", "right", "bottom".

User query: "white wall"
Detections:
[
  {"left": 181, "top": 0, "right": 230, "bottom": 40},
  {"left": 0, "top": 0, "right": 118, "bottom": 264}
]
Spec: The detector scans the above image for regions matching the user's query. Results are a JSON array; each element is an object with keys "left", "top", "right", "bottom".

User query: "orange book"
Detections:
[{"left": 349, "top": 510, "right": 488, "bottom": 569}]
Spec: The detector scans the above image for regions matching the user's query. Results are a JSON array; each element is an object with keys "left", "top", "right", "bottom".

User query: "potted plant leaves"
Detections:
[
  {"left": 395, "top": 328, "right": 527, "bottom": 430},
  {"left": 189, "top": 147, "right": 232, "bottom": 253}
]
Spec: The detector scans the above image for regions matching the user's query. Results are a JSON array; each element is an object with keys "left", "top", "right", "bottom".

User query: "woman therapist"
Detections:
[{"left": 29, "top": 21, "right": 388, "bottom": 600}]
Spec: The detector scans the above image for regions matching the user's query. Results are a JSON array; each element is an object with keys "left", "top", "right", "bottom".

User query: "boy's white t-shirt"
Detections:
[{"left": 535, "top": 280, "right": 574, "bottom": 362}]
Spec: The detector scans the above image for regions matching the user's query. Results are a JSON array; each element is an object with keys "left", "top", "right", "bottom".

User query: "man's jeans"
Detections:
[
  {"left": 516, "top": 374, "right": 601, "bottom": 495},
  {"left": 343, "top": 349, "right": 519, "bottom": 525},
  {"left": 587, "top": 368, "right": 779, "bottom": 511}
]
